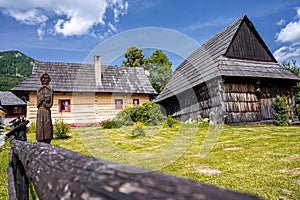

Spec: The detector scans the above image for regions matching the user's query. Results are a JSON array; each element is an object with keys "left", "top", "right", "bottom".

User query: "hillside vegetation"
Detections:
[{"left": 0, "top": 51, "right": 34, "bottom": 91}]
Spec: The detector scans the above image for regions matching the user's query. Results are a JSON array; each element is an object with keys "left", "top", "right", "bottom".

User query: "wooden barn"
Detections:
[
  {"left": 12, "top": 56, "right": 157, "bottom": 125},
  {"left": 0, "top": 91, "right": 26, "bottom": 124},
  {"left": 156, "top": 15, "right": 300, "bottom": 125}
]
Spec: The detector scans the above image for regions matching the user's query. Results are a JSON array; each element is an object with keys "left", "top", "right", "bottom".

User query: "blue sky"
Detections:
[{"left": 0, "top": 0, "right": 300, "bottom": 68}]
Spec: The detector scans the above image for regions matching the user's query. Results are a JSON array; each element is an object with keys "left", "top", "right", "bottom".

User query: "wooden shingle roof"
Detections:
[
  {"left": 12, "top": 61, "right": 157, "bottom": 95},
  {"left": 156, "top": 15, "right": 300, "bottom": 102},
  {"left": 0, "top": 91, "right": 26, "bottom": 106}
]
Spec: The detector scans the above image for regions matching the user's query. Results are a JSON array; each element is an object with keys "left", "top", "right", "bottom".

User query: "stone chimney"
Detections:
[{"left": 94, "top": 55, "right": 101, "bottom": 83}]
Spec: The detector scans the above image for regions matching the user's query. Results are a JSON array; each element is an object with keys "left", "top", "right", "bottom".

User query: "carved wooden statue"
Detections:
[{"left": 36, "top": 72, "right": 53, "bottom": 144}]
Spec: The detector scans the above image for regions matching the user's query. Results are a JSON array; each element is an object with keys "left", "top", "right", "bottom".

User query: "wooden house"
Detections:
[
  {"left": 0, "top": 106, "right": 7, "bottom": 126},
  {"left": 12, "top": 56, "right": 157, "bottom": 125},
  {"left": 0, "top": 91, "right": 26, "bottom": 124},
  {"left": 156, "top": 15, "right": 300, "bottom": 125}
]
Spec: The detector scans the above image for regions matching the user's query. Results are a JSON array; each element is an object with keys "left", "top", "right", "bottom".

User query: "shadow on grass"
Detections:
[{"left": 53, "top": 135, "right": 72, "bottom": 140}]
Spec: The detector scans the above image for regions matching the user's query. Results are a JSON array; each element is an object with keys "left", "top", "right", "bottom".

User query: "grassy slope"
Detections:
[{"left": 0, "top": 124, "right": 299, "bottom": 199}]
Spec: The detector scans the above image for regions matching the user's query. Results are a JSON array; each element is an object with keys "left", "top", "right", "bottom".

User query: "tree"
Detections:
[
  {"left": 283, "top": 60, "right": 300, "bottom": 116},
  {"left": 122, "top": 46, "right": 145, "bottom": 67},
  {"left": 283, "top": 60, "right": 300, "bottom": 77},
  {"left": 145, "top": 50, "right": 172, "bottom": 93},
  {"left": 122, "top": 47, "right": 173, "bottom": 94}
]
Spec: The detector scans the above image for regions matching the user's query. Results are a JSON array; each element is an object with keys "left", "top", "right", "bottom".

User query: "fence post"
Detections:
[{"left": 6, "top": 118, "right": 30, "bottom": 200}]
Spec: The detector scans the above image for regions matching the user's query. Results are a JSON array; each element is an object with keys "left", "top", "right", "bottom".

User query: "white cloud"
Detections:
[
  {"left": 274, "top": 7, "right": 300, "bottom": 62},
  {"left": 3, "top": 9, "right": 48, "bottom": 25},
  {"left": 0, "top": 0, "right": 129, "bottom": 38},
  {"left": 276, "top": 19, "right": 285, "bottom": 26},
  {"left": 276, "top": 20, "right": 300, "bottom": 43},
  {"left": 274, "top": 46, "right": 300, "bottom": 63},
  {"left": 297, "top": 7, "right": 300, "bottom": 17},
  {"left": 37, "top": 23, "right": 46, "bottom": 40},
  {"left": 112, "top": 0, "right": 128, "bottom": 22}
]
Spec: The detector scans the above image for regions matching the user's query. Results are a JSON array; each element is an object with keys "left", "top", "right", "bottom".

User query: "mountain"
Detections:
[{"left": 0, "top": 51, "right": 35, "bottom": 91}]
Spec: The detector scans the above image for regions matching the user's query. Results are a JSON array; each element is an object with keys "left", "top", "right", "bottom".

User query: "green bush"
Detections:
[
  {"left": 101, "top": 119, "right": 119, "bottom": 129},
  {"left": 131, "top": 122, "right": 146, "bottom": 138},
  {"left": 54, "top": 119, "right": 70, "bottom": 139},
  {"left": 272, "top": 96, "right": 289, "bottom": 126},
  {"left": 163, "top": 115, "right": 178, "bottom": 128},
  {"left": 296, "top": 104, "right": 300, "bottom": 117},
  {"left": 115, "top": 106, "right": 134, "bottom": 126},
  {"left": 115, "top": 102, "right": 165, "bottom": 126},
  {"left": 131, "top": 105, "right": 150, "bottom": 124},
  {"left": 148, "top": 103, "right": 166, "bottom": 125}
]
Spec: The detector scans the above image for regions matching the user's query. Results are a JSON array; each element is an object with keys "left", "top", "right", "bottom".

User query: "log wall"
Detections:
[
  {"left": 224, "top": 83, "right": 259, "bottom": 123},
  {"left": 159, "top": 77, "right": 296, "bottom": 125},
  {"left": 224, "top": 79, "right": 295, "bottom": 124},
  {"left": 160, "top": 78, "right": 223, "bottom": 122},
  {"left": 26, "top": 92, "right": 150, "bottom": 124}
]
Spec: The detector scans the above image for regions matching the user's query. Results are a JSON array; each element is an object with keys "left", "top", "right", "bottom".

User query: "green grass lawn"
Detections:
[{"left": 0, "top": 124, "right": 299, "bottom": 199}]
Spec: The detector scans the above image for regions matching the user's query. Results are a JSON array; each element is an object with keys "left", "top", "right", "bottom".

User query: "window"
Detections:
[
  {"left": 59, "top": 99, "right": 71, "bottom": 112},
  {"left": 115, "top": 99, "right": 123, "bottom": 109},
  {"left": 133, "top": 99, "right": 139, "bottom": 106},
  {"left": 13, "top": 107, "right": 22, "bottom": 114}
]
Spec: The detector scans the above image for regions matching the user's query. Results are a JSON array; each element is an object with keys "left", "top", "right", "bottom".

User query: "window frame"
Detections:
[
  {"left": 115, "top": 99, "right": 123, "bottom": 109},
  {"left": 133, "top": 99, "right": 139, "bottom": 106},
  {"left": 13, "top": 106, "right": 22, "bottom": 114},
  {"left": 58, "top": 99, "right": 71, "bottom": 112}
]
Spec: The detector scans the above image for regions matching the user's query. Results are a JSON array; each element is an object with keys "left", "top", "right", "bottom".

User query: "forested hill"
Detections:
[{"left": 0, "top": 51, "right": 35, "bottom": 91}]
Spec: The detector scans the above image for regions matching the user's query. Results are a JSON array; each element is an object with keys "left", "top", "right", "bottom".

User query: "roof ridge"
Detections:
[
  {"left": 174, "top": 15, "right": 244, "bottom": 74},
  {"left": 35, "top": 61, "right": 145, "bottom": 70},
  {"left": 35, "top": 60, "right": 92, "bottom": 66}
]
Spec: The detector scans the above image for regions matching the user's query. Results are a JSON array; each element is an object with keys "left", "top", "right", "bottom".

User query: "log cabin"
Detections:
[
  {"left": 12, "top": 56, "right": 157, "bottom": 125},
  {"left": 156, "top": 15, "right": 300, "bottom": 125},
  {"left": 0, "top": 91, "right": 26, "bottom": 124}
]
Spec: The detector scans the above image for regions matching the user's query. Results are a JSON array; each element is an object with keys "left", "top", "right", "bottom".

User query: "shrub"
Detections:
[
  {"left": 101, "top": 119, "right": 119, "bottom": 129},
  {"left": 115, "top": 106, "right": 134, "bottom": 126},
  {"left": 163, "top": 115, "right": 178, "bottom": 128},
  {"left": 148, "top": 103, "right": 166, "bottom": 125},
  {"left": 54, "top": 119, "right": 70, "bottom": 139},
  {"left": 272, "top": 95, "right": 289, "bottom": 126},
  {"left": 115, "top": 102, "right": 165, "bottom": 126},
  {"left": 296, "top": 104, "right": 300, "bottom": 117},
  {"left": 131, "top": 105, "right": 150, "bottom": 124},
  {"left": 131, "top": 122, "right": 146, "bottom": 138}
]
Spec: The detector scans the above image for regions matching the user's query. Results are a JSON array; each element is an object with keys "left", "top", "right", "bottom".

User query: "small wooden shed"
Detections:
[{"left": 156, "top": 15, "right": 300, "bottom": 125}]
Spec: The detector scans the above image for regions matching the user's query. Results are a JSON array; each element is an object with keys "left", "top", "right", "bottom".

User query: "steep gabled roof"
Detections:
[
  {"left": 0, "top": 91, "right": 26, "bottom": 106},
  {"left": 12, "top": 61, "right": 157, "bottom": 95},
  {"left": 156, "top": 15, "right": 300, "bottom": 102}
]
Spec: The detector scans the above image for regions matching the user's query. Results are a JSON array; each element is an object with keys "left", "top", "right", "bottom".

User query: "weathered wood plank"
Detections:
[
  {"left": 11, "top": 140, "right": 261, "bottom": 200},
  {"left": 8, "top": 150, "right": 17, "bottom": 200}
]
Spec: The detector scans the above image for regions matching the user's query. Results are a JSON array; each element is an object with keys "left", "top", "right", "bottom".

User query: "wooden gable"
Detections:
[
  {"left": 156, "top": 15, "right": 299, "bottom": 104},
  {"left": 225, "top": 16, "right": 276, "bottom": 62}
]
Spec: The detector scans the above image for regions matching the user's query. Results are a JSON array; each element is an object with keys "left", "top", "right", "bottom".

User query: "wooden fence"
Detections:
[{"left": 6, "top": 118, "right": 261, "bottom": 200}]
